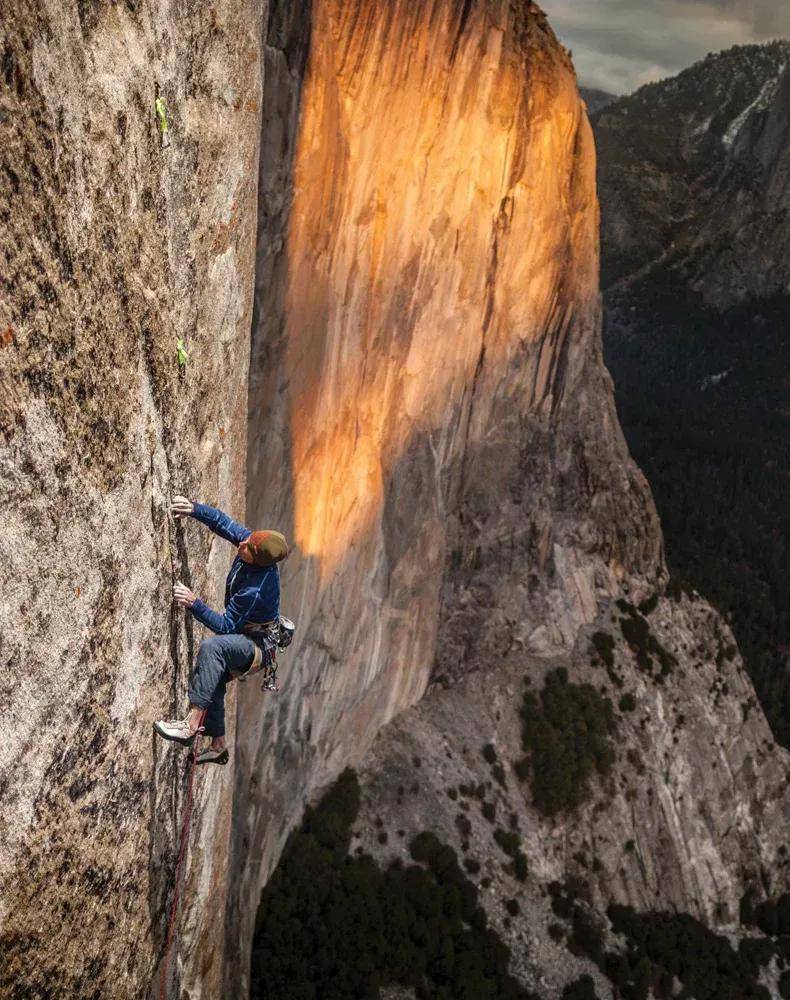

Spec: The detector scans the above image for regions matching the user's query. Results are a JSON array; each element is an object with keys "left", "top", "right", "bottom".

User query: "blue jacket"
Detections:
[{"left": 189, "top": 502, "right": 280, "bottom": 634}]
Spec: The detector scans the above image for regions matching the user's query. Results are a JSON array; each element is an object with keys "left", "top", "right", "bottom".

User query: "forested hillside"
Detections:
[
  {"left": 594, "top": 42, "right": 790, "bottom": 745},
  {"left": 604, "top": 279, "right": 790, "bottom": 744}
]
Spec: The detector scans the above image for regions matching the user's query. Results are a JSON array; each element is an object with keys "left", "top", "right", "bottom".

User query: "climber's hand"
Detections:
[
  {"left": 171, "top": 495, "right": 194, "bottom": 519},
  {"left": 174, "top": 582, "right": 196, "bottom": 608}
]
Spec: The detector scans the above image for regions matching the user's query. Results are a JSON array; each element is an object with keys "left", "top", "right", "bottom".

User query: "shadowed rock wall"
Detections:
[{"left": 0, "top": 3, "right": 262, "bottom": 997}]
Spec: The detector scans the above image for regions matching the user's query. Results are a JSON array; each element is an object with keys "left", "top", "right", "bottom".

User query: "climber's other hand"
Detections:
[
  {"left": 171, "top": 495, "right": 194, "bottom": 519},
  {"left": 174, "top": 582, "right": 196, "bottom": 608}
]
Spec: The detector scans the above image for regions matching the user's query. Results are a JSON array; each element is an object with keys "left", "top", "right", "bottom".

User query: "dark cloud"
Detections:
[{"left": 542, "top": 0, "right": 790, "bottom": 94}]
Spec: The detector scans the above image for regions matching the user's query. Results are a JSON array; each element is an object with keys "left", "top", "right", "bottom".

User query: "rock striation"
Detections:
[
  {"left": 0, "top": 3, "right": 261, "bottom": 997},
  {"left": 235, "top": 0, "right": 662, "bottom": 991},
  {"left": 242, "top": 6, "right": 790, "bottom": 998}
]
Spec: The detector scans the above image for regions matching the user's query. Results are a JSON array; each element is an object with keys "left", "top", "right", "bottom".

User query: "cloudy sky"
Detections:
[{"left": 542, "top": 0, "right": 790, "bottom": 94}]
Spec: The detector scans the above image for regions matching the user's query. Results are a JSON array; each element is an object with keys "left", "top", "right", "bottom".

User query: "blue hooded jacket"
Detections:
[{"left": 188, "top": 502, "right": 280, "bottom": 634}]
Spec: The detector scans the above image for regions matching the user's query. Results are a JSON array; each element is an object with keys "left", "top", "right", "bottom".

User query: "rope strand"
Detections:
[{"left": 156, "top": 710, "right": 207, "bottom": 1000}]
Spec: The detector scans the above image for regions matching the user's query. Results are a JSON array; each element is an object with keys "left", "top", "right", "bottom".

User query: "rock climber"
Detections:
[{"left": 153, "top": 496, "right": 289, "bottom": 765}]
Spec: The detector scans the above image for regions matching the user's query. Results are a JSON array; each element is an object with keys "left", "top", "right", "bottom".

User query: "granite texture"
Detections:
[{"left": 0, "top": 2, "right": 262, "bottom": 996}]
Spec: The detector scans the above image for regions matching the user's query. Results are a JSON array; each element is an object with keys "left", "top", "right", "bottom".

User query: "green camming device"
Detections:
[{"left": 155, "top": 94, "right": 170, "bottom": 148}]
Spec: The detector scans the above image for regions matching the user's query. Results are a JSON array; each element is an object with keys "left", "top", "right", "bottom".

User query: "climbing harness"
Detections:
[
  {"left": 239, "top": 615, "right": 297, "bottom": 692},
  {"left": 156, "top": 709, "right": 206, "bottom": 1000},
  {"left": 242, "top": 615, "right": 295, "bottom": 649}
]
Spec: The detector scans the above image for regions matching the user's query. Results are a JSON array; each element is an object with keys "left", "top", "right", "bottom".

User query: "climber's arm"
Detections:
[
  {"left": 171, "top": 495, "right": 251, "bottom": 545},
  {"left": 174, "top": 582, "right": 256, "bottom": 635},
  {"left": 191, "top": 502, "right": 251, "bottom": 545},
  {"left": 189, "top": 594, "right": 252, "bottom": 635}
]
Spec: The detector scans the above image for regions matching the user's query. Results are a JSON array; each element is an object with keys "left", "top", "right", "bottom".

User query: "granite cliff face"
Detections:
[
  {"left": 235, "top": 0, "right": 663, "bottom": 991},
  {"left": 0, "top": 3, "right": 261, "bottom": 997},
  {"left": 593, "top": 42, "right": 790, "bottom": 305},
  {"left": 354, "top": 592, "right": 790, "bottom": 997},
  {"left": 243, "top": 9, "right": 789, "bottom": 999}
]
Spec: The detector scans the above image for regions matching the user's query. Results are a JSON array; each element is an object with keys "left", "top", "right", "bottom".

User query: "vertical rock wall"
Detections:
[
  {"left": 0, "top": 2, "right": 262, "bottom": 997},
  {"left": 234, "top": 0, "right": 662, "bottom": 991}
]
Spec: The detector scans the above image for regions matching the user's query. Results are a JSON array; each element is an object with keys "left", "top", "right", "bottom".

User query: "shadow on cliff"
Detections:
[
  {"left": 223, "top": 0, "right": 665, "bottom": 992},
  {"left": 224, "top": 0, "right": 314, "bottom": 990},
  {"left": 224, "top": 313, "right": 662, "bottom": 994}
]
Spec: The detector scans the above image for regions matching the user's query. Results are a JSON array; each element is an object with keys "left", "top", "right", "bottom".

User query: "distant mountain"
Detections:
[
  {"left": 592, "top": 42, "right": 790, "bottom": 746},
  {"left": 580, "top": 86, "right": 617, "bottom": 114},
  {"left": 592, "top": 41, "right": 790, "bottom": 305}
]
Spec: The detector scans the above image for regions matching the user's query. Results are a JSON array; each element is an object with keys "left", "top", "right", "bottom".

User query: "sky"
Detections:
[{"left": 541, "top": 0, "right": 790, "bottom": 95}]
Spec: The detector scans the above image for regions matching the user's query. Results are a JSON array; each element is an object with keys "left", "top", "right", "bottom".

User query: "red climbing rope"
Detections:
[{"left": 157, "top": 710, "right": 207, "bottom": 1000}]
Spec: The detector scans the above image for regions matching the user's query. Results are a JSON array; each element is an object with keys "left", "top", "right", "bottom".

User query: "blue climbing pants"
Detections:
[{"left": 188, "top": 634, "right": 258, "bottom": 738}]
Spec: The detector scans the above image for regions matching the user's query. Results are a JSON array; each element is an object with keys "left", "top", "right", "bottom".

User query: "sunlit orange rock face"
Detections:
[{"left": 236, "top": 0, "right": 661, "bottom": 988}]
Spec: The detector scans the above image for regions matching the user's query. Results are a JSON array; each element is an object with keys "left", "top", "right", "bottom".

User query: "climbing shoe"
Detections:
[
  {"left": 196, "top": 747, "right": 230, "bottom": 766},
  {"left": 153, "top": 718, "right": 202, "bottom": 745}
]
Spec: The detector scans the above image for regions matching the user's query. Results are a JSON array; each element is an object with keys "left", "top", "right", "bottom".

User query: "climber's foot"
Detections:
[
  {"left": 196, "top": 747, "right": 230, "bottom": 766},
  {"left": 153, "top": 718, "right": 202, "bottom": 745}
]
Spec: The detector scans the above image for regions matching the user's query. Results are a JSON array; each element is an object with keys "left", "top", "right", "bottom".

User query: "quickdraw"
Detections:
[{"left": 241, "top": 620, "right": 281, "bottom": 691}]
